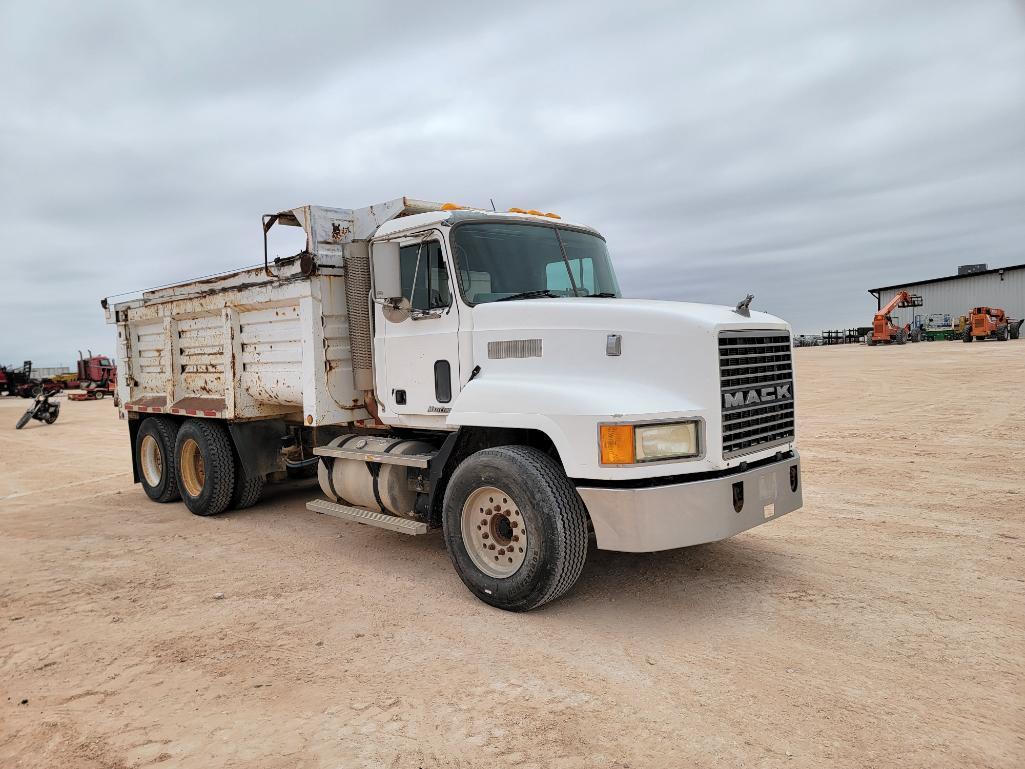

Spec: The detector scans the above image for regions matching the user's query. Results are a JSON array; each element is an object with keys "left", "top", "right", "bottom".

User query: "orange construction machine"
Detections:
[
  {"left": 962, "top": 307, "right": 1023, "bottom": 342},
  {"left": 866, "top": 291, "right": 924, "bottom": 346}
]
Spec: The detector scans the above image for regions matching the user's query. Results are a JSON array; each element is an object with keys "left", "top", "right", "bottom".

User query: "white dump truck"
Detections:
[{"left": 104, "top": 197, "right": 802, "bottom": 610}]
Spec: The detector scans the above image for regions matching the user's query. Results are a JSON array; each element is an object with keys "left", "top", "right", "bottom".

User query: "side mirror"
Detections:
[{"left": 371, "top": 241, "right": 402, "bottom": 302}]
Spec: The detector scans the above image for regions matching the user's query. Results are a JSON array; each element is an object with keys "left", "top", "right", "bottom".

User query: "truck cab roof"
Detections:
[{"left": 373, "top": 207, "right": 599, "bottom": 240}]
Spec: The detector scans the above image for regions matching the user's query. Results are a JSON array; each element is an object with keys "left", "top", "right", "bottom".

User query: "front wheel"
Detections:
[
  {"left": 174, "top": 419, "right": 236, "bottom": 516},
  {"left": 443, "top": 446, "right": 589, "bottom": 612},
  {"left": 962, "top": 327, "right": 973, "bottom": 343},
  {"left": 15, "top": 409, "right": 33, "bottom": 429}
]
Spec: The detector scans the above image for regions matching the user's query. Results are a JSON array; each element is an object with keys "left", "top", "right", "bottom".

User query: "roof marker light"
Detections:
[{"left": 508, "top": 207, "right": 561, "bottom": 219}]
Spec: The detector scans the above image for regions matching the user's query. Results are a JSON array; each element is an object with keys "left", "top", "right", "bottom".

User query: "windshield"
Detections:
[{"left": 451, "top": 222, "right": 621, "bottom": 304}]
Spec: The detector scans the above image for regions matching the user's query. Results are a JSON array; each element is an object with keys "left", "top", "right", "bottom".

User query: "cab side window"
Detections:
[{"left": 400, "top": 241, "right": 451, "bottom": 312}]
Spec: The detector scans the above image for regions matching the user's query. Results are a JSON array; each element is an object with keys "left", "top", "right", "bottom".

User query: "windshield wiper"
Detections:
[
  {"left": 588, "top": 292, "right": 618, "bottom": 298},
  {"left": 496, "top": 289, "right": 561, "bottom": 302}
]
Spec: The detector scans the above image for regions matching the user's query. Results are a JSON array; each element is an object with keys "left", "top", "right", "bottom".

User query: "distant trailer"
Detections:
[
  {"left": 821, "top": 329, "right": 868, "bottom": 345},
  {"left": 33, "top": 366, "right": 72, "bottom": 378}
]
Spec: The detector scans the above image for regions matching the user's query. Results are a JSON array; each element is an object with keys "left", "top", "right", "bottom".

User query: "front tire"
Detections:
[
  {"left": 136, "top": 417, "right": 181, "bottom": 503},
  {"left": 15, "top": 409, "right": 32, "bottom": 429},
  {"left": 174, "top": 419, "right": 235, "bottom": 516},
  {"left": 442, "top": 446, "right": 589, "bottom": 612},
  {"left": 963, "top": 327, "right": 973, "bottom": 343}
]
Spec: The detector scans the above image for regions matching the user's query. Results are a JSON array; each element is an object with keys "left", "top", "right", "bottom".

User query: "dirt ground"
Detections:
[{"left": 1, "top": 341, "right": 1022, "bottom": 768}]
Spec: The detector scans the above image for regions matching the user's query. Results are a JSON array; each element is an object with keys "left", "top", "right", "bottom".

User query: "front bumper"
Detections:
[{"left": 576, "top": 452, "right": 802, "bottom": 552}]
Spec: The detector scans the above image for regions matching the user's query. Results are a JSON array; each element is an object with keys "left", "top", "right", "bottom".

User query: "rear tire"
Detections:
[
  {"left": 136, "top": 417, "right": 181, "bottom": 503},
  {"left": 174, "top": 419, "right": 235, "bottom": 516},
  {"left": 442, "top": 446, "right": 589, "bottom": 612},
  {"left": 865, "top": 332, "right": 875, "bottom": 346},
  {"left": 230, "top": 454, "right": 265, "bottom": 510},
  {"left": 894, "top": 329, "right": 907, "bottom": 345}
]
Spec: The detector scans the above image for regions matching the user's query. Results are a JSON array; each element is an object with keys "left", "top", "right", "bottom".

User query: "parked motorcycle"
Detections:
[{"left": 15, "top": 387, "right": 61, "bottom": 429}]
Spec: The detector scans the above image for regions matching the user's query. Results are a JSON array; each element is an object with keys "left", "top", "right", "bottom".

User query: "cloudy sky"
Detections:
[{"left": 2, "top": 0, "right": 1023, "bottom": 365}]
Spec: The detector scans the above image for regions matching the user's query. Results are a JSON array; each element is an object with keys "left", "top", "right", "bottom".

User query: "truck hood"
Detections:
[
  {"left": 469, "top": 297, "right": 788, "bottom": 335},
  {"left": 451, "top": 297, "right": 794, "bottom": 478}
]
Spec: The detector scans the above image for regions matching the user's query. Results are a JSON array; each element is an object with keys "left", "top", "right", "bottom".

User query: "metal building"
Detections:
[{"left": 869, "top": 263, "right": 1025, "bottom": 331}]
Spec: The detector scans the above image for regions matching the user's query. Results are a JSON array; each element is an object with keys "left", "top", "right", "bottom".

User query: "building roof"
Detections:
[{"left": 868, "top": 263, "right": 1025, "bottom": 294}]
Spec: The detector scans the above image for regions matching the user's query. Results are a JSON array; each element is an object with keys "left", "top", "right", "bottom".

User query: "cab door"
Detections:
[{"left": 375, "top": 234, "right": 460, "bottom": 423}]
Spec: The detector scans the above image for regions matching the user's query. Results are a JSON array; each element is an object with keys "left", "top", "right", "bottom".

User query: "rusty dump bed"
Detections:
[
  {"left": 106, "top": 256, "right": 367, "bottom": 424},
  {"left": 104, "top": 197, "right": 448, "bottom": 425}
]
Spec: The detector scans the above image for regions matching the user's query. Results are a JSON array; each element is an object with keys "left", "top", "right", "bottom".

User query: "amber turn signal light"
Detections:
[{"left": 599, "top": 424, "right": 635, "bottom": 465}]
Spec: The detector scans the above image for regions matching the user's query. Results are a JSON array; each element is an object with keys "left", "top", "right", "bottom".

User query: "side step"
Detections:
[
  {"left": 313, "top": 445, "right": 436, "bottom": 468},
  {"left": 306, "top": 499, "right": 429, "bottom": 535}
]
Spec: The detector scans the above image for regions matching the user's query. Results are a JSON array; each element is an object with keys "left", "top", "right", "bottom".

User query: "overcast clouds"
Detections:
[{"left": 2, "top": 1, "right": 1024, "bottom": 364}]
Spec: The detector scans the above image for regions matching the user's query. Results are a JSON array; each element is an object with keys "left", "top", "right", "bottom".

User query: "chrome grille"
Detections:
[{"left": 719, "top": 331, "right": 795, "bottom": 459}]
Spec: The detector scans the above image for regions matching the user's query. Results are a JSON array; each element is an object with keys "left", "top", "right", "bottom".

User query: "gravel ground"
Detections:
[{"left": 1, "top": 341, "right": 1023, "bottom": 768}]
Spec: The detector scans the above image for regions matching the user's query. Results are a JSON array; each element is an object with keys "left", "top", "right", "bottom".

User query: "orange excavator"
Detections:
[
  {"left": 866, "top": 290, "right": 924, "bottom": 346},
  {"left": 962, "top": 307, "right": 1023, "bottom": 342}
]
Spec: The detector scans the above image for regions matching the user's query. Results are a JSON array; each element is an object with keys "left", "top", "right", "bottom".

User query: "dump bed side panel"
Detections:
[{"left": 111, "top": 264, "right": 369, "bottom": 425}]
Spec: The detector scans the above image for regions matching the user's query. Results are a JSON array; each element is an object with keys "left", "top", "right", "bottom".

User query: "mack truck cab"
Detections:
[{"left": 106, "top": 198, "right": 802, "bottom": 611}]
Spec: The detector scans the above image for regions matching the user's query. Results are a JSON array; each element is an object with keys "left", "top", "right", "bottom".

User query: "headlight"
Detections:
[
  {"left": 635, "top": 422, "right": 700, "bottom": 461},
  {"left": 599, "top": 420, "right": 701, "bottom": 464}
]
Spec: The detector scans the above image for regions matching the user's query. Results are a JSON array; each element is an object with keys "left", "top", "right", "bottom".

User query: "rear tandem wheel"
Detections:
[
  {"left": 174, "top": 419, "right": 236, "bottom": 516},
  {"left": 136, "top": 417, "right": 181, "bottom": 503}
]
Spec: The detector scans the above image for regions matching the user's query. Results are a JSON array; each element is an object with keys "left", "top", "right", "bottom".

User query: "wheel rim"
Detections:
[
  {"left": 139, "top": 434, "right": 162, "bottom": 487},
  {"left": 179, "top": 437, "right": 205, "bottom": 498},
  {"left": 460, "top": 486, "right": 527, "bottom": 578}
]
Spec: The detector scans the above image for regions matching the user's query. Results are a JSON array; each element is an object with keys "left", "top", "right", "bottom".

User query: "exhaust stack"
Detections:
[{"left": 343, "top": 241, "right": 374, "bottom": 393}]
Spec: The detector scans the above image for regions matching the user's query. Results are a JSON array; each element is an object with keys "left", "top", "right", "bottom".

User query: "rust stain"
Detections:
[
  {"left": 126, "top": 395, "right": 167, "bottom": 409},
  {"left": 171, "top": 396, "right": 227, "bottom": 411}
]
